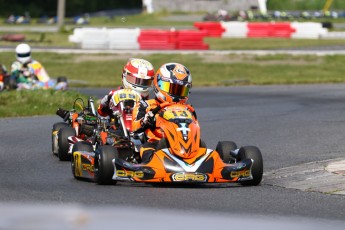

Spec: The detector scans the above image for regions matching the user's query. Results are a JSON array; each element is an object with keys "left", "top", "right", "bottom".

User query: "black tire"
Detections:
[
  {"left": 57, "top": 126, "right": 76, "bottom": 161},
  {"left": 57, "top": 76, "right": 68, "bottom": 83},
  {"left": 237, "top": 146, "right": 263, "bottom": 186},
  {"left": 71, "top": 141, "right": 94, "bottom": 179},
  {"left": 9, "top": 77, "right": 17, "bottom": 89},
  {"left": 52, "top": 122, "right": 68, "bottom": 155},
  {"left": 216, "top": 141, "right": 237, "bottom": 163},
  {"left": 200, "top": 139, "right": 207, "bottom": 148},
  {"left": 94, "top": 145, "right": 118, "bottom": 185},
  {"left": 72, "top": 141, "right": 93, "bottom": 153}
]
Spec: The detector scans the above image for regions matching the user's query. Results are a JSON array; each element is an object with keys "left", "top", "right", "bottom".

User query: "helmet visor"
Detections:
[
  {"left": 17, "top": 52, "right": 31, "bottom": 58},
  {"left": 158, "top": 80, "right": 190, "bottom": 97},
  {"left": 125, "top": 73, "right": 153, "bottom": 87}
]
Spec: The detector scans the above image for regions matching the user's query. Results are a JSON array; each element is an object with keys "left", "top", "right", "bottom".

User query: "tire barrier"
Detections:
[
  {"left": 138, "top": 29, "right": 177, "bottom": 50},
  {"left": 194, "top": 21, "right": 225, "bottom": 37},
  {"left": 195, "top": 21, "right": 329, "bottom": 39},
  {"left": 69, "top": 28, "right": 209, "bottom": 50},
  {"left": 176, "top": 30, "right": 209, "bottom": 50},
  {"left": 68, "top": 22, "right": 332, "bottom": 50}
]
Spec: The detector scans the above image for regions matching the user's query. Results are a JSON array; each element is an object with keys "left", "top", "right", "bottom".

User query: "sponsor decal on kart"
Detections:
[
  {"left": 115, "top": 170, "right": 144, "bottom": 178},
  {"left": 230, "top": 170, "right": 250, "bottom": 178},
  {"left": 82, "top": 163, "right": 94, "bottom": 173},
  {"left": 171, "top": 173, "right": 208, "bottom": 182}
]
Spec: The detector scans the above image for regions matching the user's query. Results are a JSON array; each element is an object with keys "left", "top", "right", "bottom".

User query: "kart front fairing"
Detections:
[{"left": 112, "top": 147, "right": 254, "bottom": 183}]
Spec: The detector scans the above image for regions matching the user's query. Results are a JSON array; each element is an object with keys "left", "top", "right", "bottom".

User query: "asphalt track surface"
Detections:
[{"left": 1, "top": 85, "right": 345, "bottom": 228}]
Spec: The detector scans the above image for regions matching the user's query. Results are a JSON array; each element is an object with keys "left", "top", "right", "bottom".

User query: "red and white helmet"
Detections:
[
  {"left": 153, "top": 63, "right": 192, "bottom": 103},
  {"left": 122, "top": 58, "right": 155, "bottom": 98},
  {"left": 15, "top": 43, "right": 31, "bottom": 64}
]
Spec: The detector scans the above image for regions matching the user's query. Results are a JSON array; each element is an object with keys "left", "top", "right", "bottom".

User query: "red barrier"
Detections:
[
  {"left": 271, "top": 23, "right": 295, "bottom": 38},
  {"left": 138, "top": 29, "right": 209, "bottom": 50},
  {"left": 176, "top": 30, "right": 209, "bottom": 50},
  {"left": 247, "top": 23, "right": 271, "bottom": 37},
  {"left": 194, "top": 22, "right": 225, "bottom": 37},
  {"left": 138, "top": 30, "right": 176, "bottom": 50},
  {"left": 247, "top": 22, "right": 295, "bottom": 38}
]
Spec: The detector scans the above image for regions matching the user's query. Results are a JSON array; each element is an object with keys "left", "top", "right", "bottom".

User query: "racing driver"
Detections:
[
  {"left": 132, "top": 62, "right": 196, "bottom": 163},
  {"left": 97, "top": 58, "right": 155, "bottom": 122}
]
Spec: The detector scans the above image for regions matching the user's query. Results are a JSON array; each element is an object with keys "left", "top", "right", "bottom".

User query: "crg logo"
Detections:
[
  {"left": 172, "top": 173, "right": 207, "bottom": 182},
  {"left": 230, "top": 170, "right": 250, "bottom": 178},
  {"left": 116, "top": 170, "right": 144, "bottom": 178}
]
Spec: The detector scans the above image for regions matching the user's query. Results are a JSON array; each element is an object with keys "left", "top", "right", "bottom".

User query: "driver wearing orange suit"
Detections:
[{"left": 132, "top": 62, "right": 196, "bottom": 163}]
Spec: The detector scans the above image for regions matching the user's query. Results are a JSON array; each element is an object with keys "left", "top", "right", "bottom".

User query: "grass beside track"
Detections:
[
  {"left": 0, "top": 90, "right": 92, "bottom": 118},
  {"left": 1, "top": 52, "right": 345, "bottom": 87}
]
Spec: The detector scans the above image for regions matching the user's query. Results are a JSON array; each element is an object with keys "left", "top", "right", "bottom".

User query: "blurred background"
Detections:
[{"left": 1, "top": 0, "right": 345, "bottom": 101}]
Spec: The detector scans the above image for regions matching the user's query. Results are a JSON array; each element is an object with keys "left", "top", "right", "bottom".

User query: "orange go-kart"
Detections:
[{"left": 95, "top": 102, "right": 263, "bottom": 186}]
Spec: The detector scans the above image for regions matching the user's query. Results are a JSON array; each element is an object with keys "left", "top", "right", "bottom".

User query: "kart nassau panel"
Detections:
[
  {"left": 156, "top": 105, "right": 200, "bottom": 159},
  {"left": 112, "top": 148, "right": 253, "bottom": 183},
  {"left": 111, "top": 88, "right": 141, "bottom": 132},
  {"left": 73, "top": 151, "right": 95, "bottom": 180}
]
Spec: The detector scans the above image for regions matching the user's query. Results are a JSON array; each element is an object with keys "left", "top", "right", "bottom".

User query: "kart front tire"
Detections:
[
  {"left": 238, "top": 146, "right": 263, "bottom": 186},
  {"left": 216, "top": 141, "right": 237, "bottom": 163},
  {"left": 57, "top": 126, "right": 76, "bottom": 161},
  {"left": 71, "top": 141, "right": 94, "bottom": 179},
  {"left": 72, "top": 141, "right": 93, "bottom": 153},
  {"left": 95, "top": 146, "right": 118, "bottom": 185},
  {"left": 52, "top": 122, "right": 68, "bottom": 155}
]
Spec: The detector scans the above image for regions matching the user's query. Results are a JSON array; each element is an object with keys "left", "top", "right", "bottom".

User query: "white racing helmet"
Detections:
[
  {"left": 122, "top": 58, "right": 155, "bottom": 98},
  {"left": 15, "top": 43, "right": 31, "bottom": 64}
]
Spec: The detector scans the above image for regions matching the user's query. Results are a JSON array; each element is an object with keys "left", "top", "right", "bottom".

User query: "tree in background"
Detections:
[
  {"left": 0, "top": 0, "right": 142, "bottom": 17},
  {"left": 267, "top": 0, "right": 345, "bottom": 11}
]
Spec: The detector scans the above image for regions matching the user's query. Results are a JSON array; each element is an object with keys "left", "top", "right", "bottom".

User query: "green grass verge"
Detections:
[
  {"left": 0, "top": 89, "right": 93, "bottom": 118},
  {"left": 205, "top": 37, "right": 345, "bottom": 50},
  {"left": 1, "top": 52, "right": 345, "bottom": 87}
]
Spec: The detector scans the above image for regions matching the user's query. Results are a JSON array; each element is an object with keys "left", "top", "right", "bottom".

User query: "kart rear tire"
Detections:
[
  {"left": 200, "top": 139, "right": 207, "bottom": 148},
  {"left": 95, "top": 146, "right": 118, "bottom": 185},
  {"left": 52, "top": 122, "right": 68, "bottom": 155},
  {"left": 57, "top": 76, "right": 67, "bottom": 83},
  {"left": 216, "top": 141, "right": 237, "bottom": 163},
  {"left": 57, "top": 126, "right": 76, "bottom": 161},
  {"left": 238, "top": 146, "right": 263, "bottom": 186},
  {"left": 9, "top": 78, "right": 17, "bottom": 90},
  {"left": 71, "top": 141, "right": 94, "bottom": 179}
]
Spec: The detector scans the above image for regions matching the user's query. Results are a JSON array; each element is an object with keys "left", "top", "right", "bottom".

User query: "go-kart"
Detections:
[
  {"left": 10, "top": 61, "right": 68, "bottom": 90},
  {"left": 52, "top": 97, "right": 97, "bottom": 161},
  {"left": 97, "top": 102, "right": 263, "bottom": 185},
  {"left": 71, "top": 88, "right": 146, "bottom": 182},
  {"left": 0, "top": 64, "right": 10, "bottom": 92}
]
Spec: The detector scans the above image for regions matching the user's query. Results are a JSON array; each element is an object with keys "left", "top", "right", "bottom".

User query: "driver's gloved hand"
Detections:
[{"left": 142, "top": 111, "right": 155, "bottom": 127}]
